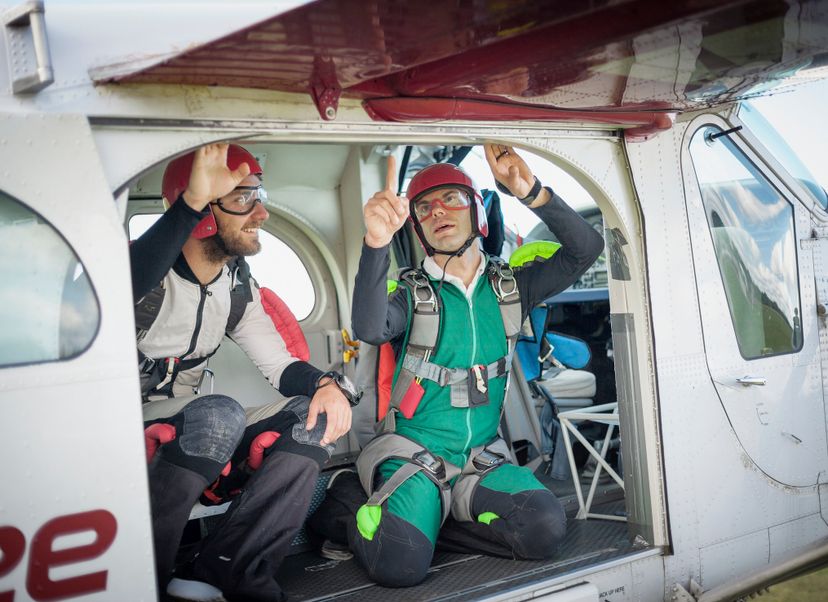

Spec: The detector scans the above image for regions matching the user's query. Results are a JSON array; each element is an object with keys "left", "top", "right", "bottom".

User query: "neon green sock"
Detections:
[
  {"left": 356, "top": 504, "right": 382, "bottom": 540},
  {"left": 477, "top": 511, "right": 500, "bottom": 525}
]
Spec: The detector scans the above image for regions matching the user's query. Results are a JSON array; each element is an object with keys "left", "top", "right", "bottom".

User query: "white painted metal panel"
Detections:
[
  {"left": 0, "top": 113, "right": 155, "bottom": 599},
  {"left": 700, "top": 529, "right": 769, "bottom": 590},
  {"left": 534, "top": 582, "right": 599, "bottom": 601},
  {"left": 769, "top": 513, "right": 828, "bottom": 563},
  {"left": 480, "top": 550, "right": 664, "bottom": 602},
  {"left": 628, "top": 114, "right": 826, "bottom": 593}
]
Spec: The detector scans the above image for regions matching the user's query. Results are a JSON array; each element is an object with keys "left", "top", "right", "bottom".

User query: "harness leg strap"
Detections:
[{"left": 366, "top": 462, "right": 424, "bottom": 507}]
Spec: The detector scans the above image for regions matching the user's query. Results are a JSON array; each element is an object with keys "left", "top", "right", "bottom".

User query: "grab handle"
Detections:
[{"left": 4, "top": 1, "right": 53, "bottom": 93}]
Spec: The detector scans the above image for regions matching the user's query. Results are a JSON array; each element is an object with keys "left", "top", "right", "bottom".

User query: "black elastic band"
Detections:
[{"left": 518, "top": 177, "right": 543, "bottom": 206}]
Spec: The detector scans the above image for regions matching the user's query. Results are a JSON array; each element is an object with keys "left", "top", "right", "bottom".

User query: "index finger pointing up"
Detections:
[{"left": 386, "top": 155, "right": 397, "bottom": 193}]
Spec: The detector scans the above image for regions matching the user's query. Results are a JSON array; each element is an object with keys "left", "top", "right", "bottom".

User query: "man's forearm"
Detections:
[
  {"left": 352, "top": 241, "right": 407, "bottom": 345},
  {"left": 533, "top": 190, "right": 604, "bottom": 264},
  {"left": 515, "top": 190, "right": 604, "bottom": 314},
  {"left": 129, "top": 201, "right": 207, "bottom": 301},
  {"left": 279, "top": 360, "right": 324, "bottom": 398}
]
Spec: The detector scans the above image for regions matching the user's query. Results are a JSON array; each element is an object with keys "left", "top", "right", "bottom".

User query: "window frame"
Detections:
[{"left": 688, "top": 121, "right": 805, "bottom": 361}]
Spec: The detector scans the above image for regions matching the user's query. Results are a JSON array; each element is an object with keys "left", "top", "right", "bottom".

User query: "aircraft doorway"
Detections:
[{"left": 109, "top": 135, "right": 663, "bottom": 600}]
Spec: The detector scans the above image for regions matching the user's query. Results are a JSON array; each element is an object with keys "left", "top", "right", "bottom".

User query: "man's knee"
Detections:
[
  {"left": 250, "top": 395, "right": 333, "bottom": 468},
  {"left": 514, "top": 491, "right": 567, "bottom": 559},
  {"left": 348, "top": 510, "right": 433, "bottom": 587},
  {"left": 158, "top": 395, "right": 246, "bottom": 480}
]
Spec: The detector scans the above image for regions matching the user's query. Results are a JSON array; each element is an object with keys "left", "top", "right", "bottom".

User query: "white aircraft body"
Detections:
[{"left": 1, "top": 1, "right": 828, "bottom": 600}]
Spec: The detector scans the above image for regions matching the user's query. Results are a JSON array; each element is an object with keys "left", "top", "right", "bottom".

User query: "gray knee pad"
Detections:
[
  {"left": 160, "top": 395, "right": 246, "bottom": 481},
  {"left": 246, "top": 396, "right": 334, "bottom": 468}
]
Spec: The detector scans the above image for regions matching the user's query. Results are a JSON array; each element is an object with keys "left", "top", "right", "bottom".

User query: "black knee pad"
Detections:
[
  {"left": 159, "top": 395, "right": 246, "bottom": 482},
  {"left": 510, "top": 489, "right": 567, "bottom": 559},
  {"left": 471, "top": 486, "right": 567, "bottom": 560},
  {"left": 348, "top": 511, "right": 433, "bottom": 587}
]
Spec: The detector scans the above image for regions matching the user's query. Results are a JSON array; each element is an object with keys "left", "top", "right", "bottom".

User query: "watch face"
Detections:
[{"left": 337, "top": 374, "right": 362, "bottom": 405}]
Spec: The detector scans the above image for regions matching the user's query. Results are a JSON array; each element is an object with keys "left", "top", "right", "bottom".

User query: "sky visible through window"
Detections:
[{"left": 748, "top": 77, "right": 828, "bottom": 193}]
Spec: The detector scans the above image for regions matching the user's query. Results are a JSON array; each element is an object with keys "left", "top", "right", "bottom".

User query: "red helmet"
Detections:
[
  {"left": 406, "top": 163, "right": 489, "bottom": 256},
  {"left": 162, "top": 144, "right": 263, "bottom": 239}
]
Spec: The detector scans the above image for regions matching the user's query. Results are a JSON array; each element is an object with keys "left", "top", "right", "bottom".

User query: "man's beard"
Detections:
[{"left": 203, "top": 227, "right": 262, "bottom": 262}]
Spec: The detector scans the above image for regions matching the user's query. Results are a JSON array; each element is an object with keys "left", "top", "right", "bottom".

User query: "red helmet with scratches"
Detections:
[
  {"left": 162, "top": 144, "right": 262, "bottom": 239},
  {"left": 406, "top": 163, "right": 488, "bottom": 256}
]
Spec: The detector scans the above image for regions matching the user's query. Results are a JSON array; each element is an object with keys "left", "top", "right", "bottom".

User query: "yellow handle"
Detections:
[{"left": 341, "top": 329, "right": 360, "bottom": 363}]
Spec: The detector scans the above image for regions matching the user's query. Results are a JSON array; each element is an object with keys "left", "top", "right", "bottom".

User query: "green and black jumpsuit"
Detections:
[{"left": 339, "top": 190, "right": 603, "bottom": 586}]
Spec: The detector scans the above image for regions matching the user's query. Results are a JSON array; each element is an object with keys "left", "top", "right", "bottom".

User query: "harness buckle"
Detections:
[
  {"left": 472, "top": 448, "right": 505, "bottom": 472},
  {"left": 472, "top": 365, "right": 488, "bottom": 394},
  {"left": 490, "top": 261, "right": 518, "bottom": 302},
  {"left": 407, "top": 271, "right": 438, "bottom": 313},
  {"left": 193, "top": 368, "right": 215, "bottom": 395},
  {"left": 165, "top": 357, "right": 179, "bottom": 376},
  {"left": 412, "top": 450, "right": 446, "bottom": 481},
  {"left": 139, "top": 356, "right": 156, "bottom": 374}
]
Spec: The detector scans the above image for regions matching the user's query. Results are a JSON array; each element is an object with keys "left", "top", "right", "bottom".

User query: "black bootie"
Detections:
[{"left": 148, "top": 457, "right": 209, "bottom": 589}]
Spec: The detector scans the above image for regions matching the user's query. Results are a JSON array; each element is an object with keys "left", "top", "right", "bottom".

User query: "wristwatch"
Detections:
[
  {"left": 316, "top": 371, "right": 362, "bottom": 406},
  {"left": 495, "top": 176, "right": 544, "bottom": 206}
]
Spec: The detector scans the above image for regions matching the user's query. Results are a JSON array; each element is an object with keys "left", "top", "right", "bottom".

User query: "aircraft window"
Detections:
[
  {"left": 247, "top": 233, "right": 315, "bottom": 320},
  {"left": 0, "top": 191, "right": 99, "bottom": 367},
  {"left": 690, "top": 126, "right": 803, "bottom": 359},
  {"left": 129, "top": 213, "right": 315, "bottom": 320},
  {"left": 738, "top": 102, "right": 828, "bottom": 210}
]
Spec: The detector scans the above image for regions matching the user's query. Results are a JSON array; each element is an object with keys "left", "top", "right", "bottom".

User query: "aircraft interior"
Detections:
[{"left": 127, "top": 141, "right": 649, "bottom": 600}]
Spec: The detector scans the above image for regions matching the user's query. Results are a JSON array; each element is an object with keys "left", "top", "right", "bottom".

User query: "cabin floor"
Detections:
[
  {"left": 273, "top": 459, "right": 639, "bottom": 602},
  {"left": 184, "top": 455, "right": 638, "bottom": 602},
  {"left": 278, "top": 498, "right": 636, "bottom": 602}
]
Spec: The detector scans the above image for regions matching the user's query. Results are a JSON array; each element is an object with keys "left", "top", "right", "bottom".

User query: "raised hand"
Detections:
[
  {"left": 484, "top": 143, "right": 536, "bottom": 200},
  {"left": 182, "top": 143, "right": 252, "bottom": 211},
  {"left": 363, "top": 155, "right": 409, "bottom": 249}
]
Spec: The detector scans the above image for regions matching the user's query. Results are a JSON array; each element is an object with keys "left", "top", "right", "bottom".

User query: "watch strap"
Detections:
[
  {"left": 518, "top": 177, "right": 543, "bottom": 206},
  {"left": 494, "top": 176, "right": 543, "bottom": 206},
  {"left": 315, "top": 371, "right": 362, "bottom": 406}
]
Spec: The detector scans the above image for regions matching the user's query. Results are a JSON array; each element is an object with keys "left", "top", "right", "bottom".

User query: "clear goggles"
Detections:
[
  {"left": 412, "top": 189, "right": 471, "bottom": 222},
  {"left": 211, "top": 185, "right": 268, "bottom": 216}
]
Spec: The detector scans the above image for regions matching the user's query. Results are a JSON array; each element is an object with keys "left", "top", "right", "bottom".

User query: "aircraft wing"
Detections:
[{"left": 93, "top": 0, "right": 828, "bottom": 133}]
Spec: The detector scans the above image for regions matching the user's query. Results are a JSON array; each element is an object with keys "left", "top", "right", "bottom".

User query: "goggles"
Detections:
[
  {"left": 412, "top": 189, "right": 471, "bottom": 222},
  {"left": 211, "top": 185, "right": 268, "bottom": 216}
]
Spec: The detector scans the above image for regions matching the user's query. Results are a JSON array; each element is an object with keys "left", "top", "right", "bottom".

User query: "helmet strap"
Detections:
[{"left": 431, "top": 234, "right": 477, "bottom": 257}]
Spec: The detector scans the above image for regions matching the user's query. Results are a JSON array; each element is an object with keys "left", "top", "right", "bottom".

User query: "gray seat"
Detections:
[{"left": 536, "top": 366, "right": 596, "bottom": 410}]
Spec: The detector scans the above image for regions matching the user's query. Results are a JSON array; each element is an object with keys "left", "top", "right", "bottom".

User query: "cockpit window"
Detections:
[
  {"left": 0, "top": 191, "right": 100, "bottom": 367},
  {"left": 690, "top": 126, "right": 803, "bottom": 359},
  {"left": 738, "top": 102, "right": 828, "bottom": 210}
]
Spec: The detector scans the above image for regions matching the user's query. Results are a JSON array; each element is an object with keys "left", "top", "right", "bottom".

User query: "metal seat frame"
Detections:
[{"left": 557, "top": 402, "right": 624, "bottom": 522}]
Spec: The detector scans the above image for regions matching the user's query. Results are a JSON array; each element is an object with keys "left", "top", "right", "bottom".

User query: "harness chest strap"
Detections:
[
  {"left": 135, "top": 257, "right": 253, "bottom": 401},
  {"left": 387, "top": 258, "right": 522, "bottom": 415}
]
